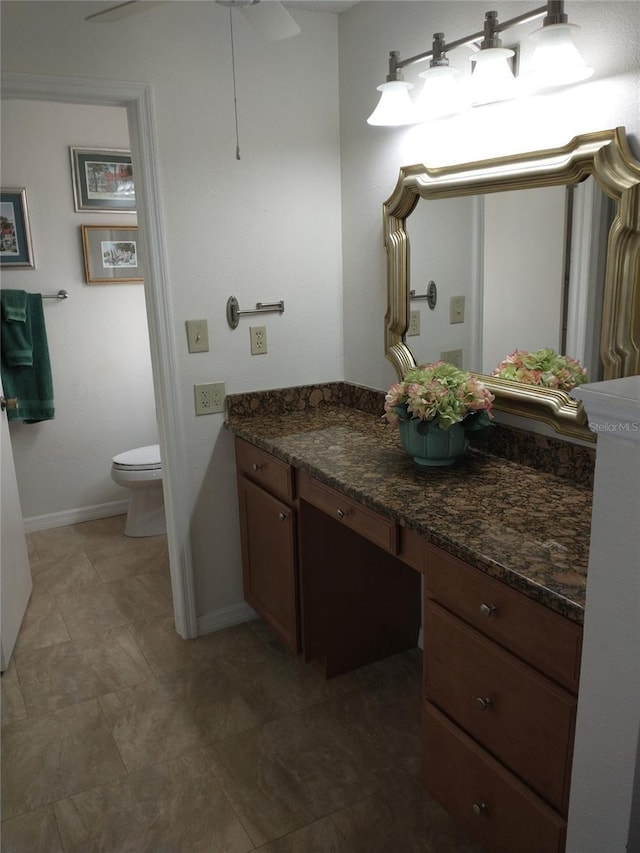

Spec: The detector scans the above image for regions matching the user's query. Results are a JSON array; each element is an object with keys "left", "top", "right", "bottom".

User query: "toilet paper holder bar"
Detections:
[{"left": 226, "top": 295, "right": 285, "bottom": 330}]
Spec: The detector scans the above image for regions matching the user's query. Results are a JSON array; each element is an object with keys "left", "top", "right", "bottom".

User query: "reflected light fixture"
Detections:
[
  {"left": 469, "top": 12, "right": 517, "bottom": 105},
  {"left": 367, "top": 0, "right": 593, "bottom": 127},
  {"left": 367, "top": 51, "right": 418, "bottom": 126},
  {"left": 527, "top": 2, "right": 594, "bottom": 88}
]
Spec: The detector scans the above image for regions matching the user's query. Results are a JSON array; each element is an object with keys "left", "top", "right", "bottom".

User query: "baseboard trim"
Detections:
[
  {"left": 198, "top": 601, "right": 258, "bottom": 636},
  {"left": 24, "top": 500, "right": 129, "bottom": 533}
]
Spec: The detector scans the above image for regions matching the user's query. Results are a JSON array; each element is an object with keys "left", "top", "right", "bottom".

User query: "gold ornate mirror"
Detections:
[{"left": 384, "top": 128, "right": 640, "bottom": 442}]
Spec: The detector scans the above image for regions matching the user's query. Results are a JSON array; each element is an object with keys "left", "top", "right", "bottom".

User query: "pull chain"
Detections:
[{"left": 229, "top": 7, "right": 241, "bottom": 160}]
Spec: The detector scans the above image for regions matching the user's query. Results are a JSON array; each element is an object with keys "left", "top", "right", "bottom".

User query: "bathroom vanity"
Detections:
[
  {"left": 226, "top": 126, "right": 639, "bottom": 853},
  {"left": 228, "top": 381, "right": 591, "bottom": 853}
]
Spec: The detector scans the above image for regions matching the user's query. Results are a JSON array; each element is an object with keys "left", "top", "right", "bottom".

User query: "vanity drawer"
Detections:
[
  {"left": 235, "top": 437, "right": 295, "bottom": 503},
  {"left": 424, "top": 542, "right": 582, "bottom": 692},
  {"left": 298, "top": 470, "right": 398, "bottom": 555},
  {"left": 424, "top": 600, "right": 576, "bottom": 812},
  {"left": 423, "top": 702, "right": 566, "bottom": 853}
]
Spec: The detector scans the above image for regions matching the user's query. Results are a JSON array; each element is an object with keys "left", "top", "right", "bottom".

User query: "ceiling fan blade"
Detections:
[
  {"left": 85, "top": 1, "right": 165, "bottom": 23},
  {"left": 241, "top": 1, "right": 301, "bottom": 41}
]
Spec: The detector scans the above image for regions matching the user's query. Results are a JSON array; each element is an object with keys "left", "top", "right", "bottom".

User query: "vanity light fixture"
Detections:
[
  {"left": 367, "top": 0, "right": 593, "bottom": 126},
  {"left": 366, "top": 51, "right": 419, "bottom": 126},
  {"left": 526, "top": 3, "right": 594, "bottom": 89},
  {"left": 415, "top": 34, "right": 469, "bottom": 121},
  {"left": 469, "top": 12, "right": 517, "bottom": 106}
]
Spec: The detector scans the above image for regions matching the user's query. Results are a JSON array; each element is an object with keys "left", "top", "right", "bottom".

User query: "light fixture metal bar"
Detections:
[
  {"left": 493, "top": 4, "right": 548, "bottom": 35},
  {"left": 394, "top": 3, "right": 548, "bottom": 72}
]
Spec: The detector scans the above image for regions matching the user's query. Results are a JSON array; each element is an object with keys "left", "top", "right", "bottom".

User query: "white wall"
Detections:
[
  {"left": 406, "top": 195, "right": 478, "bottom": 369},
  {"left": 0, "top": 99, "right": 157, "bottom": 523},
  {"left": 0, "top": 0, "right": 344, "bottom": 621},
  {"left": 338, "top": 1, "right": 640, "bottom": 391},
  {"left": 482, "top": 185, "right": 566, "bottom": 373}
]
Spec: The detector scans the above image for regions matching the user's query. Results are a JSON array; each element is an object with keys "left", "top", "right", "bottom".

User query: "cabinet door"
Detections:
[{"left": 237, "top": 475, "right": 298, "bottom": 653}]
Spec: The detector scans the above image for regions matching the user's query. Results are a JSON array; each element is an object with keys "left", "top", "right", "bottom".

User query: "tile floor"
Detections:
[{"left": 1, "top": 515, "right": 484, "bottom": 852}]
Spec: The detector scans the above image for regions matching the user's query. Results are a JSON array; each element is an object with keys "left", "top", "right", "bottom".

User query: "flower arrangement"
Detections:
[
  {"left": 492, "top": 348, "right": 588, "bottom": 392},
  {"left": 384, "top": 361, "right": 494, "bottom": 431}
]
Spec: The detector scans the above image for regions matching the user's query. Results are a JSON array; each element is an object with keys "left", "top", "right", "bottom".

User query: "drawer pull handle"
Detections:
[
  {"left": 472, "top": 802, "right": 488, "bottom": 817},
  {"left": 252, "top": 463, "right": 262, "bottom": 472},
  {"left": 278, "top": 512, "right": 288, "bottom": 522},
  {"left": 479, "top": 603, "right": 496, "bottom": 618},
  {"left": 336, "top": 508, "right": 346, "bottom": 520},
  {"left": 475, "top": 696, "right": 492, "bottom": 711}
]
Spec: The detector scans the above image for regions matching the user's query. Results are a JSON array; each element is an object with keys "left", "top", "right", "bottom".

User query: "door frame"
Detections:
[{"left": 1, "top": 72, "right": 198, "bottom": 638}]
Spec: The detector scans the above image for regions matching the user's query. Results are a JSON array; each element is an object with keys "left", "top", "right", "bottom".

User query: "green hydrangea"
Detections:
[
  {"left": 492, "top": 348, "right": 588, "bottom": 391},
  {"left": 384, "top": 361, "right": 494, "bottom": 430}
]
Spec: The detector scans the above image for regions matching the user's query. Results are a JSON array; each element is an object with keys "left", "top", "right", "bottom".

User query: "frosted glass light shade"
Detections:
[
  {"left": 367, "top": 80, "right": 418, "bottom": 126},
  {"left": 416, "top": 65, "right": 469, "bottom": 120},
  {"left": 470, "top": 48, "right": 516, "bottom": 105},
  {"left": 527, "top": 23, "right": 594, "bottom": 88}
]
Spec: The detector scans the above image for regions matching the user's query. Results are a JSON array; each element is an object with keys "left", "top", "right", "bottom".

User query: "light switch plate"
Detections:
[
  {"left": 450, "top": 296, "right": 465, "bottom": 325},
  {"left": 408, "top": 310, "right": 421, "bottom": 337},
  {"left": 186, "top": 319, "right": 209, "bottom": 353}
]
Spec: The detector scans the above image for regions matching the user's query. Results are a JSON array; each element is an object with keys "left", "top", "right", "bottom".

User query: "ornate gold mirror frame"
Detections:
[{"left": 384, "top": 128, "right": 640, "bottom": 442}]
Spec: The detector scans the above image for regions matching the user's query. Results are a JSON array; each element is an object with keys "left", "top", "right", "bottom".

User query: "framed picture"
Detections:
[
  {"left": 70, "top": 147, "right": 136, "bottom": 212},
  {"left": 81, "top": 225, "right": 143, "bottom": 283},
  {"left": 1, "top": 188, "right": 35, "bottom": 268}
]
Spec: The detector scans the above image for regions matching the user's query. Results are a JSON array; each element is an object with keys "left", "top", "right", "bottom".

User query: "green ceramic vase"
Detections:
[{"left": 398, "top": 417, "right": 469, "bottom": 467}]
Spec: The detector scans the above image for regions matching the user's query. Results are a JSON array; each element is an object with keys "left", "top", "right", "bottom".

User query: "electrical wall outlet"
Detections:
[
  {"left": 250, "top": 325, "right": 268, "bottom": 355},
  {"left": 194, "top": 382, "right": 225, "bottom": 415},
  {"left": 441, "top": 349, "right": 463, "bottom": 369},
  {"left": 450, "top": 296, "right": 465, "bottom": 325},
  {"left": 186, "top": 319, "right": 209, "bottom": 353},
  {"left": 408, "top": 310, "right": 421, "bottom": 337}
]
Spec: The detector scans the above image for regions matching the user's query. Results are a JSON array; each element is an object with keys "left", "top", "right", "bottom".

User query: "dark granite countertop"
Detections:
[{"left": 227, "top": 387, "right": 592, "bottom": 625}]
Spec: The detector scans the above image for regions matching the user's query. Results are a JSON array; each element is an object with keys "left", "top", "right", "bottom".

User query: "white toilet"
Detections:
[{"left": 111, "top": 444, "right": 166, "bottom": 537}]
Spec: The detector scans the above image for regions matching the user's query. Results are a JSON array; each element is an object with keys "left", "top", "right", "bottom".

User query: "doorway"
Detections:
[{"left": 1, "top": 72, "right": 197, "bottom": 639}]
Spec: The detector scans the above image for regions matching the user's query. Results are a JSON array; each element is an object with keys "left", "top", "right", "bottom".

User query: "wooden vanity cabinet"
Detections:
[
  {"left": 235, "top": 438, "right": 299, "bottom": 653},
  {"left": 234, "top": 444, "right": 421, "bottom": 670},
  {"left": 234, "top": 435, "right": 584, "bottom": 853},
  {"left": 422, "top": 542, "right": 582, "bottom": 853}
]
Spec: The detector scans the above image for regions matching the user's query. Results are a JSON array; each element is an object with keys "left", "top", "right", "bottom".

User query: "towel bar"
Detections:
[
  {"left": 410, "top": 280, "right": 437, "bottom": 310},
  {"left": 226, "top": 295, "right": 284, "bottom": 329},
  {"left": 1, "top": 289, "right": 68, "bottom": 300}
]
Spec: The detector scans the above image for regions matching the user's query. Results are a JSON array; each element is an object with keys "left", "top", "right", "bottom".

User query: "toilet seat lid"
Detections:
[{"left": 112, "top": 444, "right": 161, "bottom": 471}]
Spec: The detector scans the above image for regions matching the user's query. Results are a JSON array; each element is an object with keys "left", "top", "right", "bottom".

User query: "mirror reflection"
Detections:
[
  {"left": 383, "top": 129, "right": 640, "bottom": 441},
  {"left": 405, "top": 178, "right": 615, "bottom": 390}
]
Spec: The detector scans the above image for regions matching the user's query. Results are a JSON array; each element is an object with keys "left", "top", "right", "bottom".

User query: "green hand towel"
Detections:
[
  {"left": 0, "top": 293, "right": 55, "bottom": 423},
  {"left": 1, "top": 289, "right": 28, "bottom": 322},
  {"left": 1, "top": 289, "right": 32, "bottom": 365}
]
